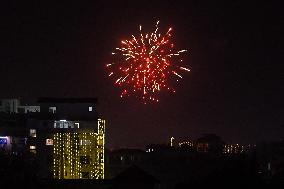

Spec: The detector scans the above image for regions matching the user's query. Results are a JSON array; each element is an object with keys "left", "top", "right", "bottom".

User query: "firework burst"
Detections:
[{"left": 106, "top": 21, "right": 190, "bottom": 103}]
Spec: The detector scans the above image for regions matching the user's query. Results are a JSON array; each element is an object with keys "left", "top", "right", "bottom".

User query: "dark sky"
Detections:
[{"left": 1, "top": 1, "right": 283, "bottom": 148}]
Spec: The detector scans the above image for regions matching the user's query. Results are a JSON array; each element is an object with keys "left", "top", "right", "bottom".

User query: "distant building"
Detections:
[
  {"left": 196, "top": 142, "right": 209, "bottom": 152},
  {"left": 196, "top": 134, "right": 225, "bottom": 154},
  {"left": 105, "top": 148, "right": 146, "bottom": 179},
  {"left": 223, "top": 144, "right": 244, "bottom": 154},
  {"left": 145, "top": 143, "right": 174, "bottom": 153},
  {"left": 0, "top": 98, "right": 40, "bottom": 113},
  {"left": 18, "top": 105, "right": 40, "bottom": 113},
  {"left": 0, "top": 112, "right": 29, "bottom": 155},
  {"left": 178, "top": 141, "right": 194, "bottom": 148},
  {"left": 0, "top": 98, "right": 21, "bottom": 113}
]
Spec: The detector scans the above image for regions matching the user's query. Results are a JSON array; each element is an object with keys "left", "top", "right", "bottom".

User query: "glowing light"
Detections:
[
  {"left": 53, "top": 119, "right": 105, "bottom": 179},
  {"left": 0, "top": 137, "right": 8, "bottom": 145},
  {"left": 30, "top": 145, "right": 36, "bottom": 150},
  {"left": 106, "top": 21, "right": 190, "bottom": 102},
  {"left": 46, "top": 139, "right": 53, "bottom": 145},
  {"left": 170, "top": 137, "right": 175, "bottom": 147}
]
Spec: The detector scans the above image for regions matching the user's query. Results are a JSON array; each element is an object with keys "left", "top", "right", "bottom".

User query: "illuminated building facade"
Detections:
[
  {"left": 32, "top": 98, "right": 106, "bottom": 179},
  {"left": 223, "top": 144, "right": 244, "bottom": 154},
  {"left": 196, "top": 134, "right": 225, "bottom": 154},
  {"left": 53, "top": 119, "right": 105, "bottom": 179},
  {"left": 0, "top": 98, "right": 106, "bottom": 179},
  {"left": 178, "top": 141, "right": 194, "bottom": 148},
  {"left": 222, "top": 144, "right": 256, "bottom": 154},
  {"left": 1, "top": 98, "right": 106, "bottom": 179}
]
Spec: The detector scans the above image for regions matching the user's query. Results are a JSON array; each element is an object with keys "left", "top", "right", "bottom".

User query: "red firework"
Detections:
[{"left": 106, "top": 21, "right": 190, "bottom": 102}]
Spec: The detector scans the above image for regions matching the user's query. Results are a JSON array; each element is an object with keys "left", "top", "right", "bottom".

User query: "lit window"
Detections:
[
  {"left": 54, "top": 120, "right": 69, "bottom": 128},
  {"left": 46, "top": 139, "right": 53, "bottom": 145},
  {"left": 88, "top": 106, "right": 92, "bottom": 112},
  {"left": 30, "top": 129, "right": 36, "bottom": 137},
  {"left": 58, "top": 120, "right": 66, "bottom": 128},
  {"left": 63, "top": 121, "right": 68, "bottom": 128},
  {"left": 80, "top": 156, "right": 90, "bottom": 164},
  {"left": 80, "top": 139, "right": 90, "bottom": 145},
  {"left": 59, "top": 121, "right": 63, "bottom": 128},
  {"left": 30, "top": 145, "right": 36, "bottom": 150},
  {"left": 49, "top": 107, "right": 56, "bottom": 113}
]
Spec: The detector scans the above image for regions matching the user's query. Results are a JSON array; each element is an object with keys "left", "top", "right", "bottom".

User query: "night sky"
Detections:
[{"left": 1, "top": 1, "right": 283, "bottom": 148}]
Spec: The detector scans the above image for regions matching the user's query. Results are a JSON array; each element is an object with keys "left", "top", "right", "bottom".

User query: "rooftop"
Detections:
[{"left": 37, "top": 97, "right": 98, "bottom": 104}]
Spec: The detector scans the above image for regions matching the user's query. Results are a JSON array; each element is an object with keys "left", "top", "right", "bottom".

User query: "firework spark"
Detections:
[{"left": 106, "top": 21, "right": 190, "bottom": 102}]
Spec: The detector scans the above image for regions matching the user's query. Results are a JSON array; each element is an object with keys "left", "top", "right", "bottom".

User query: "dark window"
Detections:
[
  {"left": 81, "top": 172, "right": 89, "bottom": 179},
  {"left": 18, "top": 107, "right": 25, "bottom": 113},
  {"left": 47, "top": 155, "right": 53, "bottom": 164},
  {"left": 80, "top": 156, "right": 90, "bottom": 164}
]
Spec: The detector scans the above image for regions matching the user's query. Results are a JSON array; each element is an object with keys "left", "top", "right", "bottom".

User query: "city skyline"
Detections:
[{"left": 0, "top": 1, "right": 283, "bottom": 148}]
